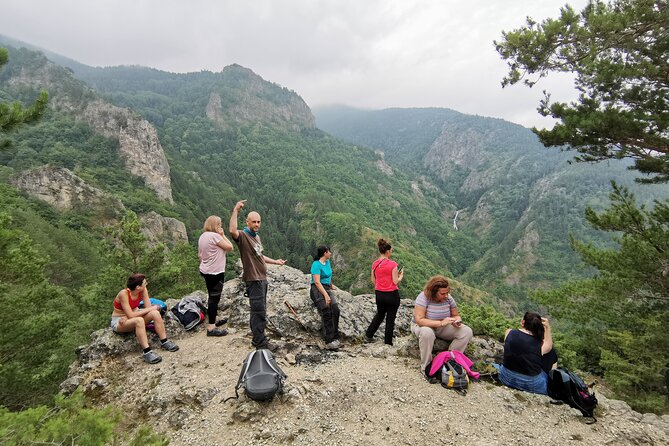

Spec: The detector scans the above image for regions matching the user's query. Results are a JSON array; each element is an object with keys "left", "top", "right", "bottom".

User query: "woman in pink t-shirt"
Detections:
[
  {"left": 198, "top": 215, "right": 233, "bottom": 337},
  {"left": 365, "top": 238, "right": 404, "bottom": 345}
]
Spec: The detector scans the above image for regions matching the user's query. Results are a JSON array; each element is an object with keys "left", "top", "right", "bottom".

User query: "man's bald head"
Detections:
[{"left": 246, "top": 211, "right": 262, "bottom": 232}]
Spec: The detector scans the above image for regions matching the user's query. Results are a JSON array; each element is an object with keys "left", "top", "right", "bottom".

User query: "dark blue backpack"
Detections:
[
  {"left": 548, "top": 367, "right": 598, "bottom": 422},
  {"left": 139, "top": 298, "right": 168, "bottom": 332}
]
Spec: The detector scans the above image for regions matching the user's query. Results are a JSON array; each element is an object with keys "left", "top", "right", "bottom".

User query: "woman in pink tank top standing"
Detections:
[{"left": 365, "top": 238, "right": 404, "bottom": 345}]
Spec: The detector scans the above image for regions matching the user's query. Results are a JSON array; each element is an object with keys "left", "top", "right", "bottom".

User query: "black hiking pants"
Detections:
[
  {"left": 365, "top": 289, "right": 401, "bottom": 345},
  {"left": 310, "top": 284, "right": 340, "bottom": 343}
]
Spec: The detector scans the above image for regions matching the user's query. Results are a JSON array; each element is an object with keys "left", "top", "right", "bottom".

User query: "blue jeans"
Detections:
[
  {"left": 494, "top": 364, "right": 548, "bottom": 395},
  {"left": 246, "top": 280, "right": 268, "bottom": 348}
]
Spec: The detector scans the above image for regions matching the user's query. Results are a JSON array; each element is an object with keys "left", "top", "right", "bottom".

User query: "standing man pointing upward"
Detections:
[{"left": 229, "top": 200, "right": 287, "bottom": 350}]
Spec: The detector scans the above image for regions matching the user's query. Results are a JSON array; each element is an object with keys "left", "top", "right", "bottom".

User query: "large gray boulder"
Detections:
[{"left": 221, "top": 263, "right": 414, "bottom": 342}]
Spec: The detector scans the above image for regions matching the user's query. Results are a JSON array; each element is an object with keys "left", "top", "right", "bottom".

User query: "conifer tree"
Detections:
[
  {"left": 0, "top": 48, "right": 48, "bottom": 147},
  {"left": 496, "top": 0, "right": 669, "bottom": 183},
  {"left": 499, "top": 0, "right": 669, "bottom": 412}
]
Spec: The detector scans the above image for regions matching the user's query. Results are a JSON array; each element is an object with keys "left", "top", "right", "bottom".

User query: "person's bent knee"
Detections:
[
  {"left": 416, "top": 326, "right": 436, "bottom": 341},
  {"left": 146, "top": 309, "right": 163, "bottom": 321},
  {"left": 459, "top": 325, "right": 473, "bottom": 341},
  {"left": 131, "top": 316, "right": 146, "bottom": 328}
]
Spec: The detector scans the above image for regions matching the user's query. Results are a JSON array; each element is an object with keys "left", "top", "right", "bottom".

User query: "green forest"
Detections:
[{"left": 0, "top": 3, "right": 667, "bottom": 441}]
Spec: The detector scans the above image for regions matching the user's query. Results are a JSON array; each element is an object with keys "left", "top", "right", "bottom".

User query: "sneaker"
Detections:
[
  {"left": 215, "top": 318, "right": 228, "bottom": 327},
  {"left": 143, "top": 350, "right": 162, "bottom": 364},
  {"left": 364, "top": 336, "right": 374, "bottom": 343},
  {"left": 161, "top": 340, "right": 179, "bottom": 351},
  {"left": 325, "top": 340, "right": 341, "bottom": 350},
  {"left": 206, "top": 328, "right": 228, "bottom": 337}
]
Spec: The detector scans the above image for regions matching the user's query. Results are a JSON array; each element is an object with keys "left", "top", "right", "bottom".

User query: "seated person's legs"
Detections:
[
  {"left": 143, "top": 310, "right": 179, "bottom": 352},
  {"left": 115, "top": 316, "right": 150, "bottom": 349},
  {"left": 412, "top": 325, "right": 436, "bottom": 372},
  {"left": 436, "top": 324, "right": 473, "bottom": 352}
]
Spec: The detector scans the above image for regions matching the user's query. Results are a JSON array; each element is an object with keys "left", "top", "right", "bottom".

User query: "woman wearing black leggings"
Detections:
[
  {"left": 198, "top": 215, "right": 233, "bottom": 337},
  {"left": 365, "top": 238, "right": 404, "bottom": 345}
]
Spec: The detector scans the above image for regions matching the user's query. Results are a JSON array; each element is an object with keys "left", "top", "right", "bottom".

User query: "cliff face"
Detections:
[
  {"left": 4, "top": 51, "right": 173, "bottom": 203},
  {"left": 139, "top": 211, "right": 188, "bottom": 245},
  {"left": 62, "top": 265, "right": 669, "bottom": 446},
  {"left": 83, "top": 100, "right": 173, "bottom": 203},
  {"left": 205, "top": 64, "right": 315, "bottom": 132},
  {"left": 10, "top": 166, "right": 123, "bottom": 214}
]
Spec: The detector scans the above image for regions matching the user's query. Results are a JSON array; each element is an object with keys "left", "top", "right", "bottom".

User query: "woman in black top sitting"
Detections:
[{"left": 497, "top": 311, "right": 558, "bottom": 394}]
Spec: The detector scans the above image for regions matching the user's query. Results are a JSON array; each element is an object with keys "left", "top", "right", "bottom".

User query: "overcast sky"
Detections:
[{"left": 0, "top": 0, "right": 588, "bottom": 128}]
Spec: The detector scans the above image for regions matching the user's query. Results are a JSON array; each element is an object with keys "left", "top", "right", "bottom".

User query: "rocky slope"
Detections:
[
  {"left": 10, "top": 165, "right": 123, "bottom": 213},
  {"left": 2, "top": 47, "right": 173, "bottom": 202},
  {"left": 205, "top": 64, "right": 315, "bottom": 132},
  {"left": 62, "top": 265, "right": 669, "bottom": 445}
]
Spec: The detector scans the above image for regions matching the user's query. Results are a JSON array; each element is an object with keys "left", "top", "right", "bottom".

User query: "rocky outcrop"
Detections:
[
  {"left": 82, "top": 100, "right": 173, "bottom": 203},
  {"left": 205, "top": 64, "right": 315, "bottom": 132},
  {"left": 62, "top": 263, "right": 669, "bottom": 446},
  {"left": 10, "top": 166, "right": 124, "bottom": 214},
  {"left": 374, "top": 151, "right": 394, "bottom": 176},
  {"left": 4, "top": 53, "right": 173, "bottom": 203},
  {"left": 139, "top": 211, "right": 188, "bottom": 245}
]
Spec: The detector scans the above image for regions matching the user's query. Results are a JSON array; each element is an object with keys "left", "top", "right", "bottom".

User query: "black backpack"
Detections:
[
  {"left": 170, "top": 296, "right": 206, "bottom": 330},
  {"left": 228, "top": 349, "right": 287, "bottom": 402},
  {"left": 548, "top": 367, "right": 598, "bottom": 422}
]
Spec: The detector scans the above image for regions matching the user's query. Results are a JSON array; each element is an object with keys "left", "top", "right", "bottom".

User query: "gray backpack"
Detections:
[{"left": 228, "top": 349, "right": 287, "bottom": 402}]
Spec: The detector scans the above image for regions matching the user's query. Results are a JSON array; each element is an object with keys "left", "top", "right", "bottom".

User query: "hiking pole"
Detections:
[
  {"left": 283, "top": 300, "right": 307, "bottom": 330},
  {"left": 265, "top": 314, "right": 284, "bottom": 336}
]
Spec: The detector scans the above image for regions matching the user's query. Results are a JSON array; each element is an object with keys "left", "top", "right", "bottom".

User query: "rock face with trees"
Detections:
[
  {"left": 2, "top": 48, "right": 173, "bottom": 202},
  {"left": 205, "top": 64, "right": 316, "bottom": 132}
]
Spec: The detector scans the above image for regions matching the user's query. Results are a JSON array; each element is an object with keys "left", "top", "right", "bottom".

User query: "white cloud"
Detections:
[{"left": 0, "top": 0, "right": 589, "bottom": 128}]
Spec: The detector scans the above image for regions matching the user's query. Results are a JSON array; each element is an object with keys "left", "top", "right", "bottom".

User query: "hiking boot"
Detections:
[
  {"left": 325, "top": 340, "right": 341, "bottom": 350},
  {"left": 143, "top": 350, "right": 162, "bottom": 364},
  {"left": 206, "top": 328, "right": 228, "bottom": 337},
  {"left": 256, "top": 342, "right": 278, "bottom": 352},
  {"left": 160, "top": 340, "right": 179, "bottom": 351},
  {"left": 215, "top": 318, "right": 228, "bottom": 327},
  {"left": 364, "top": 336, "right": 374, "bottom": 344}
]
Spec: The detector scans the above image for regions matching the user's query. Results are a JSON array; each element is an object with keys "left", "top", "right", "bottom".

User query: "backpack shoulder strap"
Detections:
[{"left": 260, "top": 350, "right": 287, "bottom": 378}]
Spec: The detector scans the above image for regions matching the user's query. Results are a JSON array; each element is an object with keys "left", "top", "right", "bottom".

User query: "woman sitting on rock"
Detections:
[
  {"left": 309, "top": 245, "right": 341, "bottom": 350},
  {"left": 412, "top": 275, "right": 473, "bottom": 374},
  {"left": 496, "top": 311, "right": 558, "bottom": 395},
  {"left": 111, "top": 273, "right": 179, "bottom": 364}
]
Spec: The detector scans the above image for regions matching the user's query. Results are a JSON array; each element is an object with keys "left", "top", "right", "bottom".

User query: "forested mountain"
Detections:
[
  {"left": 314, "top": 105, "right": 669, "bottom": 300},
  {"left": 1, "top": 38, "right": 666, "bottom": 413},
  {"left": 0, "top": 44, "right": 495, "bottom": 406}
]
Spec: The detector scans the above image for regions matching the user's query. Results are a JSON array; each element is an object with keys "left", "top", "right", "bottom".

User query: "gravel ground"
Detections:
[{"left": 81, "top": 329, "right": 669, "bottom": 446}]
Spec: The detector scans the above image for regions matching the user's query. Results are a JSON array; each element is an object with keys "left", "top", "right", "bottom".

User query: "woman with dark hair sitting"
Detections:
[
  {"left": 497, "top": 311, "right": 558, "bottom": 394},
  {"left": 111, "top": 274, "right": 179, "bottom": 364},
  {"left": 412, "top": 275, "right": 473, "bottom": 374},
  {"left": 309, "top": 245, "right": 341, "bottom": 350},
  {"left": 365, "top": 238, "right": 404, "bottom": 345}
]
